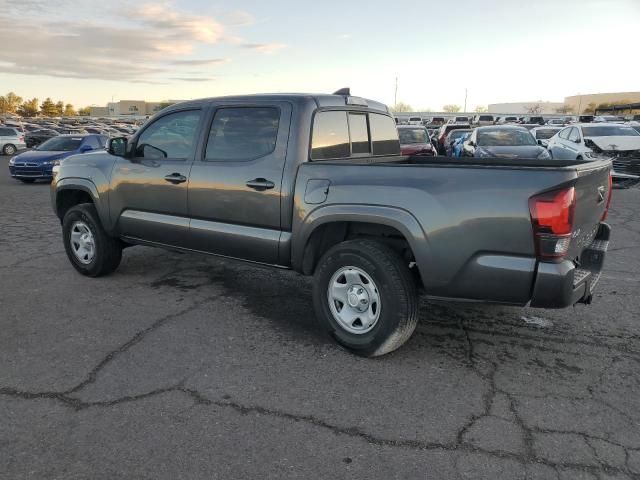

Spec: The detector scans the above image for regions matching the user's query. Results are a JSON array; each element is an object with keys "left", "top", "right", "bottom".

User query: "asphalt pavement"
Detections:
[{"left": 1, "top": 155, "right": 639, "bottom": 479}]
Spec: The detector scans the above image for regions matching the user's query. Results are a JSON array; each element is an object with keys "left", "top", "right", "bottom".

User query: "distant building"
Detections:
[
  {"left": 89, "top": 106, "right": 109, "bottom": 117},
  {"left": 564, "top": 92, "right": 640, "bottom": 114},
  {"left": 101, "top": 100, "right": 185, "bottom": 117},
  {"left": 487, "top": 102, "right": 564, "bottom": 114}
]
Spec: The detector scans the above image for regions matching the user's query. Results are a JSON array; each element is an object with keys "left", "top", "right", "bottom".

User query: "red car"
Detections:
[{"left": 398, "top": 125, "right": 436, "bottom": 156}]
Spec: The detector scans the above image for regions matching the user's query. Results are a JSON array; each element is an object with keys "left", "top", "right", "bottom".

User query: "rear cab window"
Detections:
[{"left": 311, "top": 110, "right": 399, "bottom": 160}]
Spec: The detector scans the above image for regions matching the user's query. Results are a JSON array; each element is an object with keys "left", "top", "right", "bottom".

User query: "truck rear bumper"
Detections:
[{"left": 529, "top": 222, "right": 610, "bottom": 308}]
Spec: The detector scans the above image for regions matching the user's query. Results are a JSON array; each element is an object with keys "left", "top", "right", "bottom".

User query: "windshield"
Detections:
[
  {"left": 448, "top": 130, "right": 471, "bottom": 141},
  {"left": 477, "top": 129, "right": 536, "bottom": 146},
  {"left": 582, "top": 126, "right": 640, "bottom": 137},
  {"left": 535, "top": 128, "right": 560, "bottom": 139},
  {"left": 455, "top": 117, "right": 468, "bottom": 122},
  {"left": 37, "top": 136, "right": 83, "bottom": 151},
  {"left": 409, "top": 117, "right": 421, "bottom": 122},
  {"left": 399, "top": 128, "right": 428, "bottom": 144}
]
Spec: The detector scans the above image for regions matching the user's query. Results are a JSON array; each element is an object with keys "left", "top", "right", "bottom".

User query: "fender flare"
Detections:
[
  {"left": 54, "top": 178, "right": 112, "bottom": 230},
  {"left": 292, "top": 204, "right": 432, "bottom": 282}
]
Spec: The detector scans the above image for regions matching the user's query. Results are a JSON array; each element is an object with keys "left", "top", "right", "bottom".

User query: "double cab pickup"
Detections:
[{"left": 51, "top": 91, "right": 612, "bottom": 356}]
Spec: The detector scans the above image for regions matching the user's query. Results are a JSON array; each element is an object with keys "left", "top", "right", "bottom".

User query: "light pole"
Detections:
[
  {"left": 464, "top": 88, "right": 468, "bottom": 113},
  {"left": 394, "top": 77, "right": 398, "bottom": 107}
]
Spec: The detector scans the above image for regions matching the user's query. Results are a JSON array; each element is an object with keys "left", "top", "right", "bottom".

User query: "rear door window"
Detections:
[
  {"left": 559, "top": 128, "right": 571, "bottom": 140},
  {"left": 568, "top": 128, "right": 580, "bottom": 142},
  {"left": 205, "top": 107, "right": 280, "bottom": 161}
]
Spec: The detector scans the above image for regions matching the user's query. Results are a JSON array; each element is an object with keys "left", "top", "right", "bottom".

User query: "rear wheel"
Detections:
[
  {"left": 3, "top": 144, "right": 17, "bottom": 155},
  {"left": 312, "top": 239, "right": 419, "bottom": 357},
  {"left": 62, "top": 203, "right": 122, "bottom": 277}
]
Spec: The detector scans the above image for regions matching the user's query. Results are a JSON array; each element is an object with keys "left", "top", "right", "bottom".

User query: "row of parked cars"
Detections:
[
  {"left": 397, "top": 119, "right": 640, "bottom": 184},
  {"left": 398, "top": 113, "right": 640, "bottom": 128},
  {"left": 1, "top": 117, "right": 141, "bottom": 182}
]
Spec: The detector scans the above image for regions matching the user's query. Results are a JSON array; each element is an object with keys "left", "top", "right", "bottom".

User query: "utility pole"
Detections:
[
  {"left": 394, "top": 77, "right": 398, "bottom": 107},
  {"left": 464, "top": 88, "right": 468, "bottom": 113}
]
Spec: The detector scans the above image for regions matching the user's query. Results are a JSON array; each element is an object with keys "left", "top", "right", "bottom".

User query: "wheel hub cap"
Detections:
[
  {"left": 327, "top": 266, "right": 381, "bottom": 335},
  {"left": 70, "top": 221, "right": 95, "bottom": 265}
]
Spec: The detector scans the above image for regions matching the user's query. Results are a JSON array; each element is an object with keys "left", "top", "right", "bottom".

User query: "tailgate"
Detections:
[{"left": 566, "top": 160, "right": 611, "bottom": 260}]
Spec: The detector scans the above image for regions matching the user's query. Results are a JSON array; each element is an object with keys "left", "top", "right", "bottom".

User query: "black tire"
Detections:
[
  {"left": 3, "top": 144, "right": 17, "bottom": 155},
  {"left": 62, "top": 203, "right": 122, "bottom": 277},
  {"left": 19, "top": 178, "right": 36, "bottom": 183},
  {"left": 312, "top": 239, "right": 419, "bottom": 357},
  {"left": 577, "top": 155, "right": 583, "bottom": 160}
]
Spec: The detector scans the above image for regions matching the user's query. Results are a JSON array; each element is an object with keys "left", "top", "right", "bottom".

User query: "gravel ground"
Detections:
[{"left": 1, "top": 156, "right": 639, "bottom": 479}]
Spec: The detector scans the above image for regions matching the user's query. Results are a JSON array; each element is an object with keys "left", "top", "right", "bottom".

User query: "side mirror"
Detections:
[
  {"left": 537, "top": 139, "right": 543, "bottom": 146},
  {"left": 574, "top": 138, "right": 581, "bottom": 144},
  {"left": 107, "top": 137, "right": 128, "bottom": 157},
  {"left": 468, "top": 141, "right": 476, "bottom": 147}
]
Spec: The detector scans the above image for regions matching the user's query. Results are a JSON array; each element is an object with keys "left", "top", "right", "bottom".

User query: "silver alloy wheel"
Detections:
[
  {"left": 327, "top": 266, "right": 381, "bottom": 334},
  {"left": 4, "top": 144, "right": 16, "bottom": 155},
  {"left": 70, "top": 221, "right": 95, "bottom": 265}
]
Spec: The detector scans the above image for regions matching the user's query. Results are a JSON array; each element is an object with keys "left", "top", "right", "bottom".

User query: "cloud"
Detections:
[
  {"left": 170, "top": 77, "right": 216, "bottom": 82},
  {"left": 0, "top": 2, "right": 282, "bottom": 83},
  {"left": 168, "top": 58, "right": 230, "bottom": 66},
  {"left": 224, "top": 11, "right": 255, "bottom": 26},
  {"left": 241, "top": 43, "right": 286, "bottom": 54}
]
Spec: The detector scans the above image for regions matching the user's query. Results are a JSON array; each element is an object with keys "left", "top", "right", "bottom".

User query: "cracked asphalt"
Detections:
[{"left": 1, "top": 155, "right": 639, "bottom": 480}]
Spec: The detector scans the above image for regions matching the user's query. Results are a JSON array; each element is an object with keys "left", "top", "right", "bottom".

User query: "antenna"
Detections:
[{"left": 333, "top": 88, "right": 351, "bottom": 96}]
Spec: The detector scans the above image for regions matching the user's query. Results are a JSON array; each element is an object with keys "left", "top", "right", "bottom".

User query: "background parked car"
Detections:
[
  {"left": 452, "top": 132, "right": 471, "bottom": 157},
  {"left": 496, "top": 116, "right": 519, "bottom": 124},
  {"left": 397, "top": 125, "right": 436, "bottom": 156},
  {"left": 462, "top": 125, "right": 550, "bottom": 159},
  {"left": 407, "top": 116, "right": 422, "bottom": 126},
  {"left": 447, "top": 116, "right": 470, "bottom": 125},
  {"left": 436, "top": 124, "right": 471, "bottom": 155},
  {"left": 8, "top": 134, "right": 108, "bottom": 183},
  {"left": 444, "top": 128, "right": 473, "bottom": 156},
  {"left": 530, "top": 126, "right": 562, "bottom": 147},
  {"left": 472, "top": 115, "right": 495, "bottom": 126},
  {"left": 545, "top": 118, "right": 566, "bottom": 126},
  {"left": 593, "top": 115, "right": 625, "bottom": 123},
  {"left": 547, "top": 124, "right": 640, "bottom": 166},
  {"left": 0, "top": 126, "right": 26, "bottom": 155},
  {"left": 25, "top": 128, "right": 59, "bottom": 148},
  {"left": 520, "top": 116, "right": 545, "bottom": 125}
]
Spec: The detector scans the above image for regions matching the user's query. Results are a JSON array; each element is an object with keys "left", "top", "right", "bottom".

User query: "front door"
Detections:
[
  {"left": 109, "top": 108, "right": 203, "bottom": 247},
  {"left": 187, "top": 102, "right": 292, "bottom": 264}
]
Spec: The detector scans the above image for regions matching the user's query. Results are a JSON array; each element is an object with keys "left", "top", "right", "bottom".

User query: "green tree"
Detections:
[
  {"left": 442, "top": 104, "right": 461, "bottom": 113},
  {"left": 78, "top": 106, "right": 91, "bottom": 116},
  {"left": 17, "top": 98, "right": 39, "bottom": 117},
  {"left": 0, "top": 91, "right": 23, "bottom": 114},
  {"left": 583, "top": 102, "right": 597, "bottom": 115},
  {"left": 40, "top": 97, "right": 58, "bottom": 116},
  {"left": 474, "top": 106, "right": 488, "bottom": 113},
  {"left": 55, "top": 101, "right": 64, "bottom": 116},
  {"left": 63, "top": 104, "right": 77, "bottom": 116},
  {"left": 390, "top": 102, "right": 413, "bottom": 113}
]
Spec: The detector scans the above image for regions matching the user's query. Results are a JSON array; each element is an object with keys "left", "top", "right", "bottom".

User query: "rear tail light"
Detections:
[
  {"left": 601, "top": 172, "right": 613, "bottom": 221},
  {"left": 529, "top": 187, "right": 576, "bottom": 259}
]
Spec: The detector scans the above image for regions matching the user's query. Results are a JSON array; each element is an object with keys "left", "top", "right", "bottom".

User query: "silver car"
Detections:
[{"left": 0, "top": 126, "right": 26, "bottom": 155}]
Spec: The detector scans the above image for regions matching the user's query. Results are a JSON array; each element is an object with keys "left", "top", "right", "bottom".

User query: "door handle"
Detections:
[
  {"left": 164, "top": 173, "right": 187, "bottom": 184},
  {"left": 246, "top": 178, "right": 275, "bottom": 191}
]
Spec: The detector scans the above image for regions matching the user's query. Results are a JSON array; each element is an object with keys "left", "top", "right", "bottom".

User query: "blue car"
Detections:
[
  {"left": 8, "top": 134, "right": 108, "bottom": 183},
  {"left": 452, "top": 132, "right": 472, "bottom": 157}
]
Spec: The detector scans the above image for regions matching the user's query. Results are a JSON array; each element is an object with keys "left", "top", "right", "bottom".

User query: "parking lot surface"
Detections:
[{"left": 1, "top": 155, "right": 639, "bottom": 480}]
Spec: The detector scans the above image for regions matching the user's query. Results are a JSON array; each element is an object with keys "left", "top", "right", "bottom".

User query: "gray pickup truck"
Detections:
[{"left": 51, "top": 91, "right": 612, "bottom": 356}]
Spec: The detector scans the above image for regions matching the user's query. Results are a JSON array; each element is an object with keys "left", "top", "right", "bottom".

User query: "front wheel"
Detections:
[
  {"left": 312, "top": 239, "right": 419, "bottom": 357},
  {"left": 62, "top": 203, "right": 122, "bottom": 277}
]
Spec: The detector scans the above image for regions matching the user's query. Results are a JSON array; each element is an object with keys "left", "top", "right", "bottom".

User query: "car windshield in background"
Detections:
[
  {"left": 448, "top": 130, "right": 471, "bottom": 141},
  {"left": 477, "top": 129, "right": 536, "bottom": 146},
  {"left": 535, "top": 129, "right": 560, "bottom": 139},
  {"left": 582, "top": 126, "right": 640, "bottom": 137},
  {"left": 479, "top": 116, "right": 493, "bottom": 121},
  {"left": 37, "top": 137, "right": 83, "bottom": 151},
  {"left": 399, "top": 129, "right": 428, "bottom": 144}
]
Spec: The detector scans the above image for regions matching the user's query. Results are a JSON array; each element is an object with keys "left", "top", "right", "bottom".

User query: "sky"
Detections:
[{"left": 0, "top": 0, "right": 639, "bottom": 110}]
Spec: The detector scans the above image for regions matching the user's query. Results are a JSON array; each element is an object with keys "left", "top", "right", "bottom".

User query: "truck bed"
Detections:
[{"left": 292, "top": 156, "right": 611, "bottom": 306}]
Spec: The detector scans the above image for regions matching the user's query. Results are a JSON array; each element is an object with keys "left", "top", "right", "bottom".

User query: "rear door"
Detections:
[
  {"left": 565, "top": 127, "right": 582, "bottom": 159},
  {"left": 187, "top": 102, "right": 292, "bottom": 264},
  {"left": 110, "top": 108, "right": 203, "bottom": 247}
]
